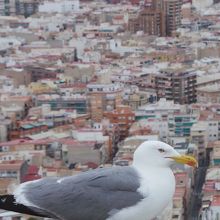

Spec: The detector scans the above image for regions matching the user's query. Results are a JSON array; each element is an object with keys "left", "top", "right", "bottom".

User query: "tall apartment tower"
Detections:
[
  {"left": 16, "top": 0, "right": 39, "bottom": 17},
  {"left": 128, "top": 0, "right": 182, "bottom": 36},
  {"left": 128, "top": 0, "right": 166, "bottom": 36},
  {"left": 164, "top": 0, "right": 182, "bottom": 36},
  {"left": 155, "top": 69, "right": 197, "bottom": 104},
  {"left": 138, "top": 7, "right": 166, "bottom": 36}
]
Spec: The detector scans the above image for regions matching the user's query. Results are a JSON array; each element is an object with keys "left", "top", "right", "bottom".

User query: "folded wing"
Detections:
[{"left": 14, "top": 166, "right": 146, "bottom": 220}]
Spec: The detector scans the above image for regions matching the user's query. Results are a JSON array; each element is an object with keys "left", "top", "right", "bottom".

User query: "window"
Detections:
[{"left": 175, "top": 118, "right": 182, "bottom": 122}]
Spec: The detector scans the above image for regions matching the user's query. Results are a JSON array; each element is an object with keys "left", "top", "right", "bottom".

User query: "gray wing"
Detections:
[{"left": 18, "top": 166, "right": 145, "bottom": 220}]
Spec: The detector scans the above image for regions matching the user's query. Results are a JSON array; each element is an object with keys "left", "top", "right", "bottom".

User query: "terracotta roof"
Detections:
[
  {"left": 0, "top": 137, "right": 96, "bottom": 148},
  {"left": 0, "top": 138, "right": 56, "bottom": 146},
  {"left": 175, "top": 172, "right": 187, "bottom": 178},
  {"left": 60, "top": 138, "right": 96, "bottom": 146},
  {"left": 0, "top": 160, "right": 24, "bottom": 171}
]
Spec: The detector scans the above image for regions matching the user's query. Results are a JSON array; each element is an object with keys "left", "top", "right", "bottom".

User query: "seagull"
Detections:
[{"left": 0, "top": 141, "right": 197, "bottom": 220}]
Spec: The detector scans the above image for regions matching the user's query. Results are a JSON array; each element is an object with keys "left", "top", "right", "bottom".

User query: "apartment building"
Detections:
[
  {"left": 197, "top": 85, "right": 220, "bottom": 103},
  {"left": 62, "top": 139, "right": 101, "bottom": 166},
  {"left": 164, "top": 0, "right": 182, "bottom": 36},
  {"left": 128, "top": 0, "right": 182, "bottom": 36},
  {"left": 190, "top": 122, "right": 208, "bottom": 161},
  {"left": 191, "top": 104, "right": 220, "bottom": 142},
  {"left": 155, "top": 68, "right": 197, "bottom": 104},
  {"left": 87, "top": 84, "right": 123, "bottom": 122},
  {"left": 0, "top": 0, "right": 16, "bottom": 16},
  {"left": 9, "top": 122, "right": 48, "bottom": 140},
  {"left": 36, "top": 94, "right": 87, "bottom": 114},
  {"left": 137, "top": 7, "right": 166, "bottom": 36},
  {"left": 15, "top": 0, "right": 38, "bottom": 17},
  {"left": 0, "top": 0, "right": 38, "bottom": 16},
  {"left": 128, "top": 0, "right": 166, "bottom": 36},
  {"left": 38, "top": 0, "right": 79, "bottom": 13},
  {"left": 136, "top": 98, "right": 183, "bottom": 121},
  {"left": 24, "top": 65, "right": 59, "bottom": 82},
  {"left": 173, "top": 171, "right": 191, "bottom": 220},
  {"left": 0, "top": 160, "right": 28, "bottom": 183},
  {"left": 128, "top": 17, "right": 140, "bottom": 34},
  {"left": 104, "top": 105, "right": 135, "bottom": 140},
  {"left": 168, "top": 114, "right": 197, "bottom": 137},
  {"left": 200, "top": 166, "right": 220, "bottom": 220}
]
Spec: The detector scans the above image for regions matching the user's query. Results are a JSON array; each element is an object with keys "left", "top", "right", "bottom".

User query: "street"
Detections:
[{"left": 187, "top": 158, "right": 208, "bottom": 220}]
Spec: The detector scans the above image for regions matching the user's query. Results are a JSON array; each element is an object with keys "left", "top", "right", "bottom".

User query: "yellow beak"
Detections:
[{"left": 169, "top": 155, "right": 198, "bottom": 168}]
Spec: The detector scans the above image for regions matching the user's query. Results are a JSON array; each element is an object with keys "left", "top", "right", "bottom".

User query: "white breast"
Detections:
[{"left": 107, "top": 167, "right": 175, "bottom": 220}]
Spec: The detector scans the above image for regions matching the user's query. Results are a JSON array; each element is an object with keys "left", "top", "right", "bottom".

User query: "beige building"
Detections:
[
  {"left": 123, "top": 92, "right": 148, "bottom": 110},
  {"left": 197, "top": 85, "right": 220, "bottom": 103},
  {"left": 64, "top": 65, "right": 95, "bottom": 83},
  {"left": 196, "top": 46, "right": 220, "bottom": 59},
  {"left": 190, "top": 122, "right": 208, "bottom": 160},
  {"left": 0, "top": 68, "right": 31, "bottom": 87}
]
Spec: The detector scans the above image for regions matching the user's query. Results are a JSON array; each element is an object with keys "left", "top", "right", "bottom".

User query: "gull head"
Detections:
[{"left": 133, "top": 141, "right": 197, "bottom": 169}]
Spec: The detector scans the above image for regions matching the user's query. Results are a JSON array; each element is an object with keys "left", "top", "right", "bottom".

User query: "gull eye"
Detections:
[{"left": 158, "top": 148, "right": 165, "bottom": 153}]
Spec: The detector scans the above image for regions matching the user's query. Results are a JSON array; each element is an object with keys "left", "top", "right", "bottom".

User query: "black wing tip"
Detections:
[{"left": 0, "top": 194, "right": 49, "bottom": 218}]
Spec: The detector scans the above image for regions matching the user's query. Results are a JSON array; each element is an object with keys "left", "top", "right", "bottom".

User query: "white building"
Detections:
[
  {"left": 136, "top": 99, "right": 184, "bottom": 119},
  {"left": 192, "top": 0, "right": 213, "bottom": 11},
  {"left": 87, "top": 83, "right": 123, "bottom": 93},
  {"left": 109, "top": 39, "right": 144, "bottom": 56},
  {"left": 39, "top": 0, "right": 80, "bottom": 13},
  {"left": 129, "top": 118, "right": 168, "bottom": 141},
  {"left": 207, "top": 120, "right": 219, "bottom": 142}
]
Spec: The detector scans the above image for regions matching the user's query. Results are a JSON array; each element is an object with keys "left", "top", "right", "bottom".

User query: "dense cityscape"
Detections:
[{"left": 0, "top": 0, "right": 220, "bottom": 219}]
